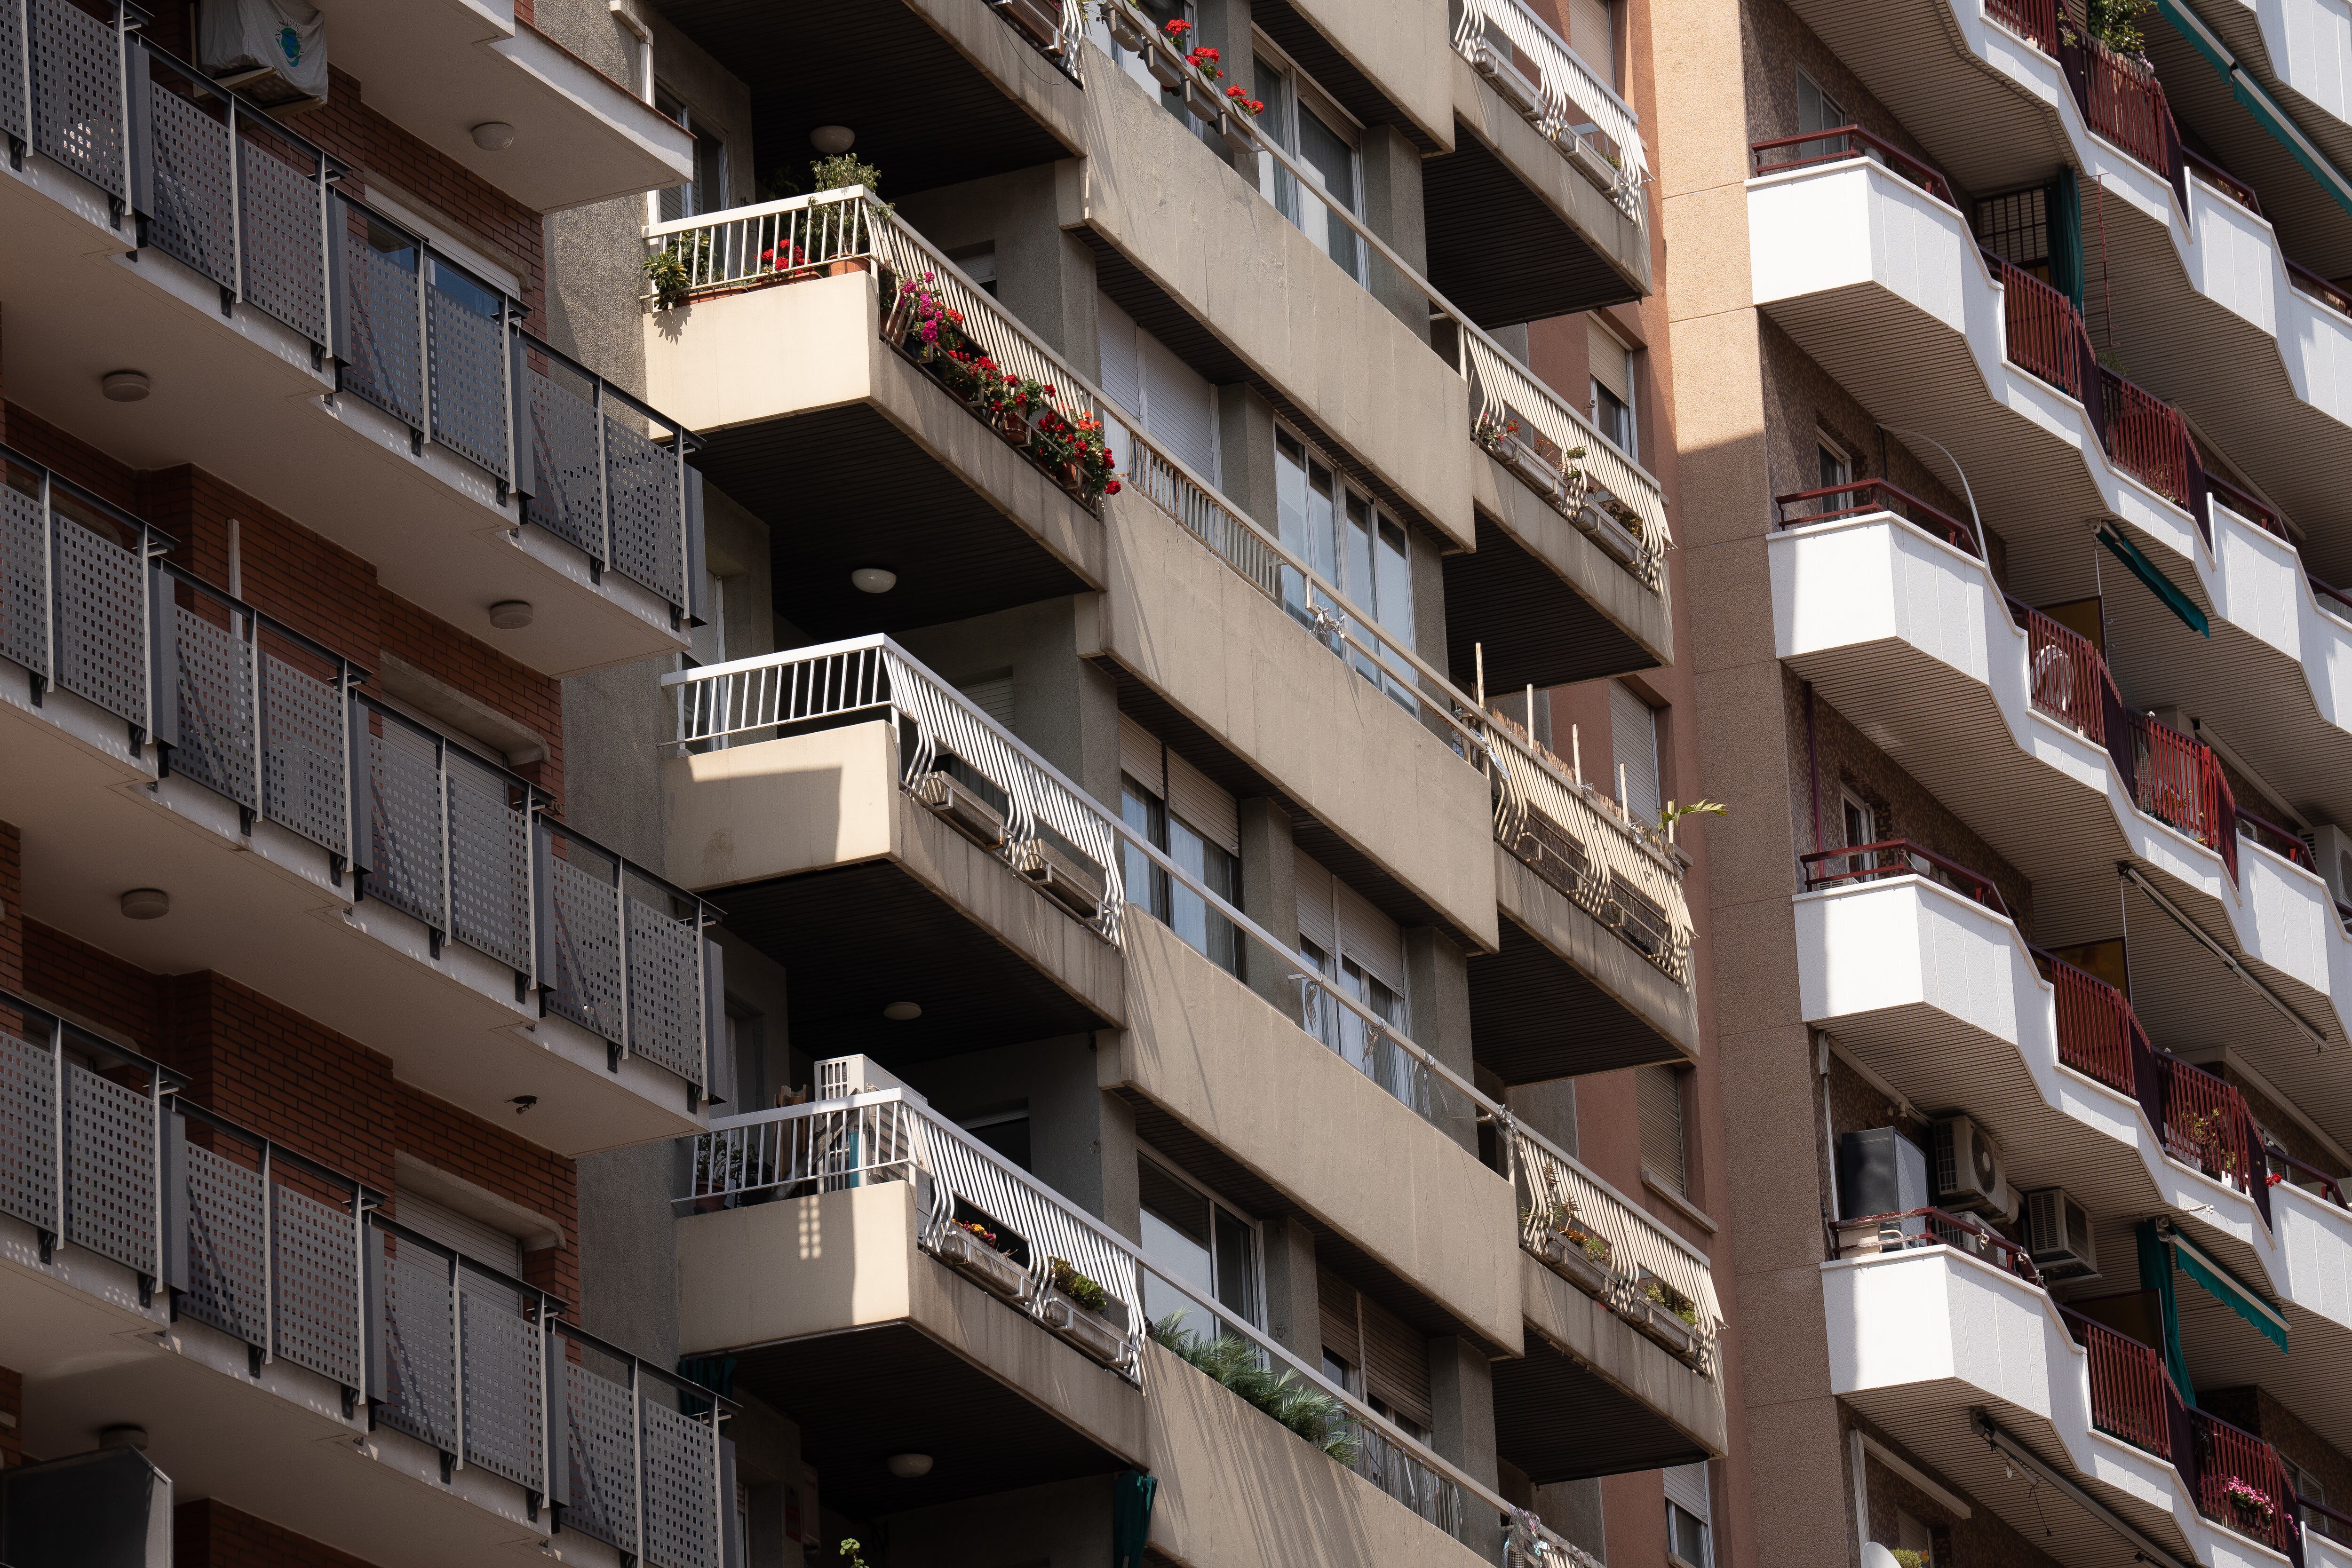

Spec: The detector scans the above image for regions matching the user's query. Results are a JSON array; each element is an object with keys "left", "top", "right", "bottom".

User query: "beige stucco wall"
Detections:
[
  {"left": 641, "top": 269, "right": 1106, "bottom": 588},
  {"left": 1519, "top": 1252, "right": 1727, "bottom": 1455},
  {"left": 1494, "top": 845, "right": 1700, "bottom": 1058},
  {"left": 1088, "top": 487, "right": 1500, "bottom": 950},
  {"left": 1144, "top": 1338, "right": 1492, "bottom": 1568},
  {"left": 1275, "top": 0, "right": 1457, "bottom": 150},
  {"left": 660, "top": 722, "right": 1124, "bottom": 1022},
  {"left": 1449, "top": 55, "right": 1651, "bottom": 297},
  {"left": 1066, "top": 44, "right": 1476, "bottom": 548},
  {"left": 675, "top": 1184, "right": 1149, "bottom": 1465},
  {"left": 1110, "top": 912, "right": 1523, "bottom": 1352},
  {"left": 904, "top": 0, "right": 1091, "bottom": 155}
]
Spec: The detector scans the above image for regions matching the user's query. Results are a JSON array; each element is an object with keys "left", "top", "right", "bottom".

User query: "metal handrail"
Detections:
[
  {"left": 1798, "top": 839, "right": 2011, "bottom": 918},
  {"left": 1774, "top": 479, "right": 1975, "bottom": 554},
  {"left": 1833, "top": 1206, "right": 2042, "bottom": 1283},
  {"left": 2268, "top": 1147, "right": 2349, "bottom": 1209},
  {"left": 1514, "top": 1123, "right": 1722, "bottom": 1365},
  {"left": 2237, "top": 806, "right": 2314, "bottom": 870},
  {"left": 2182, "top": 145, "right": 2261, "bottom": 214},
  {"left": 1749, "top": 125, "right": 1952, "bottom": 202},
  {"left": 2287, "top": 260, "right": 2352, "bottom": 320}
]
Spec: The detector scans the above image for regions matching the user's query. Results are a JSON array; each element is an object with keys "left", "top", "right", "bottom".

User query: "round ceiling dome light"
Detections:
[
  {"left": 810, "top": 125, "right": 856, "bottom": 155},
  {"left": 489, "top": 600, "right": 535, "bottom": 630},
  {"left": 851, "top": 567, "right": 898, "bottom": 594},
  {"left": 886, "top": 1453, "right": 933, "bottom": 1478},
  {"left": 120, "top": 888, "right": 169, "bottom": 920},
  {"left": 882, "top": 1001, "right": 922, "bottom": 1022},
  {"left": 471, "top": 121, "right": 516, "bottom": 151},
  {"left": 101, "top": 370, "right": 151, "bottom": 403}
]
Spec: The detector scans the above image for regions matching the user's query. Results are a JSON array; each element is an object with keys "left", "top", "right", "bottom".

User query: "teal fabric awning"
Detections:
[
  {"left": 2098, "top": 525, "right": 2209, "bottom": 637},
  {"left": 2154, "top": 0, "right": 2352, "bottom": 222},
  {"left": 2138, "top": 1221, "right": 2197, "bottom": 1402},
  {"left": 2169, "top": 1227, "right": 2289, "bottom": 1354}
]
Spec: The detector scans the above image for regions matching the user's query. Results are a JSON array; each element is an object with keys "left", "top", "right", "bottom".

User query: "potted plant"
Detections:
[
  {"left": 1632, "top": 1275, "right": 1701, "bottom": 1360},
  {"left": 2220, "top": 1476, "right": 2277, "bottom": 1532},
  {"left": 934, "top": 1214, "right": 1030, "bottom": 1300},
  {"left": 1527, "top": 1198, "right": 1614, "bottom": 1298},
  {"left": 1038, "top": 1257, "right": 1128, "bottom": 1366}
]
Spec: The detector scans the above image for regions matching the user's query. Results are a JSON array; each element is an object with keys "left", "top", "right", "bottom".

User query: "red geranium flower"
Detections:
[{"left": 1163, "top": 17, "right": 1191, "bottom": 34}]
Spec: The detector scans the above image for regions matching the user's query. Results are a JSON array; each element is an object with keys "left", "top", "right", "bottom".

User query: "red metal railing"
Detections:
[
  {"left": 2036, "top": 951, "right": 2142, "bottom": 1093},
  {"left": 2270, "top": 1147, "right": 2350, "bottom": 1210},
  {"left": 1986, "top": 0, "right": 2059, "bottom": 50},
  {"left": 2183, "top": 146, "right": 2262, "bottom": 215},
  {"left": 2065, "top": 1310, "right": 2181, "bottom": 1457},
  {"left": 2313, "top": 576, "right": 2352, "bottom": 619},
  {"left": 2078, "top": 41, "right": 2183, "bottom": 185},
  {"left": 2239, "top": 808, "right": 2315, "bottom": 870},
  {"left": 2205, "top": 472, "right": 2286, "bottom": 541},
  {"left": 2288, "top": 260, "right": 2352, "bottom": 319},
  {"left": 2160, "top": 1055, "right": 2271, "bottom": 1223},
  {"left": 1749, "top": 126, "right": 1953, "bottom": 203},
  {"left": 2018, "top": 603, "right": 2107, "bottom": 739},
  {"left": 1835, "top": 1207, "right": 2042, "bottom": 1283},
  {"left": 1799, "top": 839, "right": 2010, "bottom": 917},
  {"left": 2195, "top": 1409, "right": 2305, "bottom": 1562},
  {"left": 1773, "top": 480, "right": 1976, "bottom": 554},
  {"left": 2132, "top": 713, "right": 2236, "bottom": 877},
  {"left": 2101, "top": 367, "right": 2203, "bottom": 520},
  {"left": 1989, "top": 253, "right": 2092, "bottom": 401}
]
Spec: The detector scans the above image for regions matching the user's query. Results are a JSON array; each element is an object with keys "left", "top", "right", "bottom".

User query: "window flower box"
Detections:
[
  {"left": 1040, "top": 1287, "right": 1129, "bottom": 1366},
  {"left": 1564, "top": 132, "right": 1622, "bottom": 196},
  {"left": 1218, "top": 110, "right": 1259, "bottom": 158},
  {"left": 936, "top": 1224, "right": 1031, "bottom": 1300},
  {"left": 1540, "top": 1228, "right": 1614, "bottom": 1299},
  {"left": 990, "top": 0, "right": 1066, "bottom": 53},
  {"left": 1636, "top": 1298, "right": 1698, "bottom": 1360},
  {"left": 1106, "top": 6, "right": 1151, "bottom": 52},
  {"left": 1011, "top": 835, "right": 1107, "bottom": 919},
  {"left": 1146, "top": 47, "right": 1186, "bottom": 90},
  {"left": 910, "top": 770, "right": 1008, "bottom": 850},
  {"left": 1181, "top": 76, "right": 1222, "bottom": 122},
  {"left": 1467, "top": 39, "right": 1543, "bottom": 121}
]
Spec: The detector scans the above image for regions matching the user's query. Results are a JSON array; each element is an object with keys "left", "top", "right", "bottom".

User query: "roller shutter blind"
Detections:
[
  {"left": 1638, "top": 1064, "right": 1686, "bottom": 1196},
  {"left": 1611, "top": 681, "right": 1661, "bottom": 826},
  {"left": 1166, "top": 749, "right": 1238, "bottom": 855}
]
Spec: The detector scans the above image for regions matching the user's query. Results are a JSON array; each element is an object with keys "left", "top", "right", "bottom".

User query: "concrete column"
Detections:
[
  {"left": 1409, "top": 525, "right": 1452, "bottom": 687},
  {"left": 1536, "top": 1477, "right": 1606, "bottom": 1562},
  {"left": 1217, "top": 383, "right": 1280, "bottom": 523},
  {"left": 1428, "top": 1335, "right": 1500, "bottom": 1488},
  {"left": 891, "top": 596, "right": 1120, "bottom": 803},
  {"left": 1406, "top": 926, "right": 1478, "bottom": 1153},
  {"left": 893, "top": 164, "right": 1100, "bottom": 368},
  {"left": 1507, "top": 1077, "right": 1580, "bottom": 1158},
  {"left": 1261, "top": 1215, "right": 1319, "bottom": 1362},
  {"left": 1094, "top": 1041, "right": 1143, "bottom": 1242},
  {"left": 1361, "top": 124, "right": 1431, "bottom": 343},
  {"left": 1238, "top": 796, "right": 1303, "bottom": 1022}
]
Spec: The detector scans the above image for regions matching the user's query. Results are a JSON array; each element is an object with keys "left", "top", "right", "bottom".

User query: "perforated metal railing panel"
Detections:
[
  {"left": 365, "top": 717, "right": 445, "bottom": 932},
  {"left": 428, "top": 280, "right": 509, "bottom": 482},
  {"left": 146, "top": 82, "right": 233, "bottom": 290},
  {"left": 65, "top": 1063, "right": 153, "bottom": 1276},
  {"left": 640, "top": 1399, "right": 718, "bottom": 1568},
  {"left": 524, "top": 357, "right": 603, "bottom": 559},
  {"left": 604, "top": 413, "right": 681, "bottom": 606},
  {"left": 626, "top": 893, "right": 700, "bottom": 1086},
  {"left": 460, "top": 1284, "right": 544, "bottom": 1490},
  {"left": 172, "top": 601, "right": 255, "bottom": 810},
  {"left": 273, "top": 1181, "right": 359, "bottom": 1387},
  {"left": 258, "top": 649, "right": 345, "bottom": 855},
  {"left": 546, "top": 847, "right": 622, "bottom": 1044},
  {"left": 181, "top": 1139, "right": 267, "bottom": 1346},
  {"left": 563, "top": 1359, "right": 639, "bottom": 1550},
  {"left": 448, "top": 751, "right": 531, "bottom": 973},
  {"left": 0, "top": 483, "right": 47, "bottom": 683},
  {"left": 342, "top": 219, "right": 423, "bottom": 429},
  {"left": 31, "top": 0, "right": 124, "bottom": 199},
  {"left": 378, "top": 1234, "right": 457, "bottom": 1452},
  {"left": 53, "top": 513, "right": 145, "bottom": 727},
  {"left": 0, "top": 0, "right": 25, "bottom": 143},
  {"left": 236, "top": 127, "right": 325, "bottom": 343},
  {"left": 0, "top": 1029, "right": 57, "bottom": 1235}
]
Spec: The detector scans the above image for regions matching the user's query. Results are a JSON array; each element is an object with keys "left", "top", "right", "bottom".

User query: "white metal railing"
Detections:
[
  {"left": 1452, "top": 0, "right": 1647, "bottom": 198},
  {"left": 1513, "top": 1119, "right": 1722, "bottom": 1373},
  {"left": 1487, "top": 711, "right": 1693, "bottom": 983},
  {"left": 682, "top": 1088, "right": 1148, "bottom": 1379},
  {"left": 661, "top": 634, "right": 1124, "bottom": 939},
  {"left": 1466, "top": 335, "right": 1670, "bottom": 576}
]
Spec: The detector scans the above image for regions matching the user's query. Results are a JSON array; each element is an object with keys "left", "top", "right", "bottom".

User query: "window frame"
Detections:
[
  {"left": 1587, "top": 319, "right": 1639, "bottom": 459},
  {"left": 1138, "top": 1146, "right": 1265, "bottom": 1331},
  {"left": 1272, "top": 420, "right": 1418, "bottom": 708},
  {"left": 1251, "top": 30, "right": 1369, "bottom": 284}
]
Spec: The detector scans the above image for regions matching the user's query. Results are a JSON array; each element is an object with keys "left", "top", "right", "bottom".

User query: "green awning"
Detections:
[
  {"left": 2155, "top": 0, "right": 2352, "bottom": 222},
  {"left": 2098, "top": 525, "right": 2209, "bottom": 637},
  {"left": 2169, "top": 1227, "right": 2288, "bottom": 1353}
]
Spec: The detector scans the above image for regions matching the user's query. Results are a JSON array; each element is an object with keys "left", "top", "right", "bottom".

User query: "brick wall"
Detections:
[
  {"left": 0, "top": 819, "right": 19, "bottom": 995},
  {"left": 0, "top": 1364, "right": 19, "bottom": 1469},
  {"left": 395, "top": 1081, "right": 580, "bottom": 1300},
  {"left": 175, "top": 1498, "right": 374, "bottom": 1568},
  {"left": 2, "top": 406, "right": 564, "bottom": 800}
]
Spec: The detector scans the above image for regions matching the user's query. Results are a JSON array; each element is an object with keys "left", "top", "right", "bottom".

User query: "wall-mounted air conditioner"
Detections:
[
  {"left": 2023, "top": 1188, "right": 2100, "bottom": 1282},
  {"left": 1931, "top": 1115, "right": 2018, "bottom": 1221}
]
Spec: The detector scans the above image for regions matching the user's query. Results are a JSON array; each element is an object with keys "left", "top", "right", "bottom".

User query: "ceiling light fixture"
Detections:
[
  {"left": 101, "top": 370, "right": 150, "bottom": 403},
  {"left": 851, "top": 567, "right": 897, "bottom": 594},
  {"left": 882, "top": 1001, "right": 922, "bottom": 1022},
  {"left": 810, "top": 125, "right": 856, "bottom": 155},
  {"left": 886, "top": 1453, "right": 932, "bottom": 1478},
  {"left": 120, "top": 888, "right": 169, "bottom": 920},
  {"left": 489, "top": 600, "right": 535, "bottom": 630},
  {"left": 472, "top": 121, "right": 516, "bottom": 151}
]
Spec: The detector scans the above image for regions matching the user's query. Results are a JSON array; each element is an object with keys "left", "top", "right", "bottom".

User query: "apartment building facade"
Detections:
[{"left": 1660, "top": 0, "right": 2352, "bottom": 1563}]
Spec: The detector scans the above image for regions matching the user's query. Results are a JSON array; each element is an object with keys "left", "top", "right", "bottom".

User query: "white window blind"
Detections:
[
  {"left": 1589, "top": 319, "right": 1632, "bottom": 405},
  {"left": 1664, "top": 1463, "right": 1710, "bottom": 1521},
  {"left": 959, "top": 673, "right": 1015, "bottom": 728},
  {"left": 1120, "top": 713, "right": 1164, "bottom": 795},
  {"left": 398, "top": 1191, "right": 524, "bottom": 1276},
  {"left": 1097, "top": 292, "right": 1220, "bottom": 486},
  {"left": 1317, "top": 1269, "right": 1432, "bottom": 1430},
  {"left": 1335, "top": 880, "right": 1404, "bottom": 994},
  {"left": 1569, "top": 0, "right": 1615, "bottom": 88},
  {"left": 1099, "top": 293, "right": 1144, "bottom": 414},
  {"left": 1638, "top": 1064, "right": 1686, "bottom": 1196},
  {"left": 1611, "top": 681, "right": 1661, "bottom": 826},
  {"left": 1295, "top": 848, "right": 1336, "bottom": 955}
]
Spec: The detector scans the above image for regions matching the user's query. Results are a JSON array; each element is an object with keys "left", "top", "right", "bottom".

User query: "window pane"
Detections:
[
  {"left": 965, "top": 1114, "right": 1032, "bottom": 1171},
  {"left": 1141, "top": 1156, "right": 1219, "bottom": 1338},
  {"left": 1275, "top": 433, "right": 1313, "bottom": 618},
  {"left": 1214, "top": 1209, "right": 1259, "bottom": 1323},
  {"left": 1122, "top": 781, "right": 1168, "bottom": 920},
  {"left": 1299, "top": 103, "right": 1360, "bottom": 277}
]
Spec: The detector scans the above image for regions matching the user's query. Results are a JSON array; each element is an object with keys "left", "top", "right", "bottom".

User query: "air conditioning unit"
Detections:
[
  {"left": 2312, "top": 824, "right": 2352, "bottom": 915},
  {"left": 1931, "top": 1115, "right": 2018, "bottom": 1221},
  {"left": 2023, "top": 1188, "right": 2101, "bottom": 1282},
  {"left": 815, "top": 1054, "right": 920, "bottom": 1102}
]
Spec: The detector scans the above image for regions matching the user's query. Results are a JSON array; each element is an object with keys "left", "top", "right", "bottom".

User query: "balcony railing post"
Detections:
[
  {"left": 48, "top": 1010, "right": 64, "bottom": 1259},
  {"left": 594, "top": 378, "right": 612, "bottom": 572},
  {"left": 448, "top": 1247, "right": 466, "bottom": 1472},
  {"left": 436, "top": 729, "right": 453, "bottom": 945},
  {"left": 613, "top": 856, "right": 631, "bottom": 1066},
  {"left": 259, "top": 1140, "right": 276, "bottom": 1364},
  {"left": 38, "top": 465, "right": 54, "bottom": 705},
  {"left": 629, "top": 1356, "right": 646, "bottom": 1565}
]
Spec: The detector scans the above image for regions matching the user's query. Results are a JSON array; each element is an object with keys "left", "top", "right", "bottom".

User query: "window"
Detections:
[
  {"left": 1973, "top": 187, "right": 2051, "bottom": 281},
  {"left": 1567, "top": 0, "right": 1616, "bottom": 89},
  {"left": 1296, "top": 850, "right": 1419, "bottom": 1103},
  {"left": 1841, "top": 789, "right": 1876, "bottom": 877},
  {"left": 1588, "top": 319, "right": 1637, "bottom": 456},
  {"left": 1609, "top": 681, "right": 1661, "bottom": 826},
  {"left": 1274, "top": 428, "right": 1416, "bottom": 709},
  {"left": 1096, "top": 0, "right": 1193, "bottom": 108},
  {"left": 1120, "top": 718, "right": 1241, "bottom": 976},
  {"left": 1319, "top": 1268, "right": 1433, "bottom": 1437},
  {"left": 655, "top": 85, "right": 728, "bottom": 222},
  {"left": 1139, "top": 1151, "right": 1260, "bottom": 1337},
  {"left": 953, "top": 244, "right": 999, "bottom": 299},
  {"left": 1796, "top": 71, "right": 1846, "bottom": 140},
  {"left": 1895, "top": 1507, "right": 1934, "bottom": 1566},
  {"left": 398, "top": 1189, "right": 526, "bottom": 1310},
  {"left": 1098, "top": 292, "right": 1221, "bottom": 486},
  {"left": 959, "top": 1103, "right": 1032, "bottom": 1170},
  {"left": 1637, "top": 1064, "right": 1687, "bottom": 1196},
  {"left": 1665, "top": 1463, "right": 1713, "bottom": 1568},
  {"left": 1818, "top": 435, "right": 1852, "bottom": 494},
  {"left": 1255, "top": 43, "right": 1365, "bottom": 282}
]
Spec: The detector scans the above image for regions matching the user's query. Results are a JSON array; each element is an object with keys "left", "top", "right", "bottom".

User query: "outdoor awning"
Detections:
[
  {"left": 2098, "top": 524, "right": 2209, "bottom": 637},
  {"left": 2156, "top": 0, "right": 2352, "bottom": 222},
  {"left": 2168, "top": 1224, "right": 2288, "bottom": 1353}
]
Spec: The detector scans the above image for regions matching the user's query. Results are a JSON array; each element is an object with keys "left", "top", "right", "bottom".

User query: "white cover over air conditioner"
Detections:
[
  {"left": 816, "top": 1054, "right": 920, "bottom": 1102},
  {"left": 199, "top": 0, "right": 328, "bottom": 106},
  {"left": 2312, "top": 824, "right": 2352, "bottom": 916},
  {"left": 1931, "top": 1115, "right": 2018, "bottom": 1221},
  {"left": 2023, "top": 1188, "right": 2100, "bottom": 1282}
]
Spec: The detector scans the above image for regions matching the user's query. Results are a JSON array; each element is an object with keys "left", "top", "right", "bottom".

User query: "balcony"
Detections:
[
  {"left": 1749, "top": 147, "right": 2352, "bottom": 832},
  {"left": 305, "top": 0, "right": 693, "bottom": 211},
  {"left": 1826, "top": 1240, "right": 2340, "bottom": 1568},
  {"left": 1477, "top": 712, "right": 1699, "bottom": 1080},
  {"left": 1502, "top": 1124, "right": 1726, "bottom": 1477},
  {"left": 1435, "top": 0, "right": 1652, "bottom": 320},
  {"left": 0, "top": 990, "right": 733, "bottom": 1568},
  {"left": 1771, "top": 499, "right": 2352, "bottom": 1142},
  {"left": 0, "top": 445, "right": 719, "bottom": 1153},
  {"left": 1775, "top": 0, "right": 2352, "bottom": 591},
  {"left": 0, "top": 17, "right": 701, "bottom": 676},
  {"left": 2154, "top": 0, "right": 2352, "bottom": 254}
]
